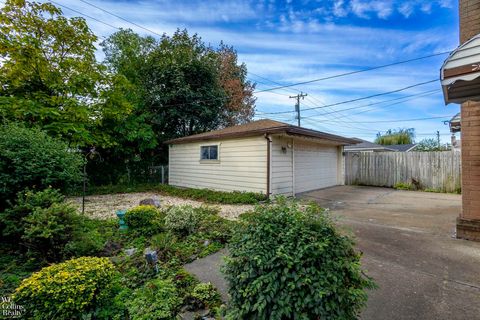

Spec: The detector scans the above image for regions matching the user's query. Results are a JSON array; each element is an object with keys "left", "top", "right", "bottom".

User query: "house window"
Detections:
[{"left": 200, "top": 145, "right": 218, "bottom": 160}]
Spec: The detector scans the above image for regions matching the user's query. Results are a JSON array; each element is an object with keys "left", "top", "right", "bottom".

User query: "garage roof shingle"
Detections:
[{"left": 165, "top": 119, "right": 359, "bottom": 145}]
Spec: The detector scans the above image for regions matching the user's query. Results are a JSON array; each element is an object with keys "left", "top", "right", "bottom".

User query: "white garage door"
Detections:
[{"left": 294, "top": 141, "right": 339, "bottom": 194}]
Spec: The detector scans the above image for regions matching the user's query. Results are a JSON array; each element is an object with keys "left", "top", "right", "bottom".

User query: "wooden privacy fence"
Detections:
[{"left": 345, "top": 151, "right": 461, "bottom": 193}]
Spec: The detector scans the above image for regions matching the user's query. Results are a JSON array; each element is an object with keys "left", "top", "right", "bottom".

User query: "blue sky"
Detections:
[{"left": 36, "top": 0, "right": 461, "bottom": 142}]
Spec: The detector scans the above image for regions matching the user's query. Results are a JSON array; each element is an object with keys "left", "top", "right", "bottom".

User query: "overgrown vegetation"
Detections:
[
  {"left": 223, "top": 199, "right": 376, "bottom": 319},
  {"left": 0, "top": 124, "right": 83, "bottom": 210}
]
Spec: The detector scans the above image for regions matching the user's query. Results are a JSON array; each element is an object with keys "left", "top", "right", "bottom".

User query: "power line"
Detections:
[
  {"left": 78, "top": 0, "right": 164, "bottom": 37},
  {"left": 325, "top": 115, "right": 452, "bottom": 124},
  {"left": 257, "top": 79, "right": 438, "bottom": 115},
  {"left": 254, "top": 51, "right": 451, "bottom": 93},
  {"left": 50, "top": 1, "right": 119, "bottom": 30},
  {"left": 303, "top": 89, "right": 440, "bottom": 118},
  {"left": 303, "top": 89, "right": 440, "bottom": 120},
  {"left": 47, "top": 1, "right": 449, "bottom": 118}
]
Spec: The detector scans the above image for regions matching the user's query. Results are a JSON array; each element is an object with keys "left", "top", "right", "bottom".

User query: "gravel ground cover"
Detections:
[{"left": 68, "top": 192, "right": 254, "bottom": 220}]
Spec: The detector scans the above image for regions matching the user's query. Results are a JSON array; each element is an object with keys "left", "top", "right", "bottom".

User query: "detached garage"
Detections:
[{"left": 165, "top": 119, "right": 358, "bottom": 197}]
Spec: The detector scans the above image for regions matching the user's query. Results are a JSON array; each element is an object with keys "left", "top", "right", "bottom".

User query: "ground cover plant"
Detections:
[
  {"left": 13, "top": 257, "right": 121, "bottom": 319},
  {"left": 223, "top": 198, "right": 376, "bottom": 319},
  {"left": 80, "top": 183, "right": 267, "bottom": 204}
]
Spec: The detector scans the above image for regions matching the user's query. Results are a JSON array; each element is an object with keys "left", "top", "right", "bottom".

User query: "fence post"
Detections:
[{"left": 161, "top": 166, "right": 165, "bottom": 184}]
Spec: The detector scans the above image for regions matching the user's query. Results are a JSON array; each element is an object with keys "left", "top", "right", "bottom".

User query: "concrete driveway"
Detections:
[{"left": 300, "top": 186, "right": 480, "bottom": 320}]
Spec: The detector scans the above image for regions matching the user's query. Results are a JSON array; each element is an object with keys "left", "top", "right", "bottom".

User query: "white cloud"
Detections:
[
  {"left": 333, "top": 0, "right": 348, "bottom": 17},
  {"left": 350, "top": 0, "right": 394, "bottom": 20},
  {"left": 398, "top": 2, "right": 415, "bottom": 18}
]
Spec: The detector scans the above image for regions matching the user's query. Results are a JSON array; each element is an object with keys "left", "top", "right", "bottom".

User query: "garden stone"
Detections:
[
  {"left": 124, "top": 248, "right": 137, "bottom": 256},
  {"left": 139, "top": 198, "right": 161, "bottom": 208}
]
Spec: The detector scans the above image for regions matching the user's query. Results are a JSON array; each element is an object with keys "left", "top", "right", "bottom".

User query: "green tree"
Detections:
[
  {"left": 143, "top": 29, "right": 227, "bottom": 139},
  {"left": 94, "top": 29, "right": 256, "bottom": 184},
  {"left": 416, "top": 138, "right": 449, "bottom": 151},
  {"left": 0, "top": 0, "right": 131, "bottom": 147},
  {"left": 375, "top": 128, "right": 415, "bottom": 145}
]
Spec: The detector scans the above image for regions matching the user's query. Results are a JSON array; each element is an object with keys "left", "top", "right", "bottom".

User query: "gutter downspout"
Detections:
[{"left": 264, "top": 134, "right": 272, "bottom": 198}]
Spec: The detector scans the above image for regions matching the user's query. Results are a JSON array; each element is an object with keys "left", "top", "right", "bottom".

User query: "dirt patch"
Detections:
[{"left": 68, "top": 192, "right": 254, "bottom": 220}]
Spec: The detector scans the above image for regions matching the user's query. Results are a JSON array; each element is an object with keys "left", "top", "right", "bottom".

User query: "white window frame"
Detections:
[{"left": 199, "top": 144, "right": 220, "bottom": 163}]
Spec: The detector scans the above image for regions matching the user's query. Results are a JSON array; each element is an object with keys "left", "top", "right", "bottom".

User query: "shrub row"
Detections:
[{"left": 84, "top": 183, "right": 267, "bottom": 204}]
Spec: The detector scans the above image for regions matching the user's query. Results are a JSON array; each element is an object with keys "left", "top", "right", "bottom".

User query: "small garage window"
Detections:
[{"left": 200, "top": 145, "right": 218, "bottom": 160}]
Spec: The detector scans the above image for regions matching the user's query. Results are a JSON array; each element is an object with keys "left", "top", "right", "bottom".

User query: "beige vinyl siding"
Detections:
[
  {"left": 271, "top": 136, "right": 293, "bottom": 196},
  {"left": 169, "top": 136, "right": 267, "bottom": 193},
  {"left": 294, "top": 140, "right": 340, "bottom": 194}
]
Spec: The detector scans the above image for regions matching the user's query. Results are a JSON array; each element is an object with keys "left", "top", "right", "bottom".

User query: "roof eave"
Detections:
[{"left": 165, "top": 126, "right": 358, "bottom": 145}]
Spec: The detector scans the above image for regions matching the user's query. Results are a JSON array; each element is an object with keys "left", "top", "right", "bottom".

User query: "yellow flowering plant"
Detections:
[{"left": 13, "top": 257, "right": 120, "bottom": 319}]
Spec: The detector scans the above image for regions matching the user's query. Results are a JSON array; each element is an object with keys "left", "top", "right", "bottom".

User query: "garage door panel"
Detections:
[{"left": 294, "top": 142, "right": 338, "bottom": 194}]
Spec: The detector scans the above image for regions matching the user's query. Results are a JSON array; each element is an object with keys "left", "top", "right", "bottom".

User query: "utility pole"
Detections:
[
  {"left": 436, "top": 130, "right": 441, "bottom": 148},
  {"left": 289, "top": 92, "right": 307, "bottom": 127}
]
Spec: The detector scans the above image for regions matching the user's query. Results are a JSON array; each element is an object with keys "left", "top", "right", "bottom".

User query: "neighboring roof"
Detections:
[
  {"left": 386, "top": 144, "right": 418, "bottom": 152},
  {"left": 441, "top": 33, "right": 480, "bottom": 104},
  {"left": 165, "top": 119, "right": 359, "bottom": 145},
  {"left": 344, "top": 139, "right": 394, "bottom": 151},
  {"left": 449, "top": 112, "right": 461, "bottom": 133}
]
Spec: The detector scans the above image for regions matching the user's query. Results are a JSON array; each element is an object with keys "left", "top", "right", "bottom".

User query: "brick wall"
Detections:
[
  {"left": 461, "top": 101, "right": 480, "bottom": 220},
  {"left": 458, "top": 0, "right": 480, "bottom": 240},
  {"left": 460, "top": 0, "right": 480, "bottom": 43}
]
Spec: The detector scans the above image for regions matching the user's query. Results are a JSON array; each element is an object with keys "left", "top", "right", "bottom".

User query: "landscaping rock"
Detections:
[
  {"left": 100, "top": 240, "right": 122, "bottom": 257},
  {"left": 68, "top": 192, "right": 254, "bottom": 220},
  {"left": 124, "top": 248, "right": 137, "bottom": 256},
  {"left": 139, "top": 198, "right": 161, "bottom": 208}
]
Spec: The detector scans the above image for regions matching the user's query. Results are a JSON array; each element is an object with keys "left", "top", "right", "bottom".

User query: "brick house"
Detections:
[{"left": 441, "top": 0, "right": 480, "bottom": 240}]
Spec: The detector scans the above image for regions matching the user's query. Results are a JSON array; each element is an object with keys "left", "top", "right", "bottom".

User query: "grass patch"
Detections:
[
  {"left": 393, "top": 182, "right": 414, "bottom": 190},
  {"left": 75, "top": 183, "right": 267, "bottom": 204}
]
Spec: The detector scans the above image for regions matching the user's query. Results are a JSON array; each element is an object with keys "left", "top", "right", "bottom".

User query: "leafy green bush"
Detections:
[
  {"left": 1, "top": 188, "right": 112, "bottom": 261},
  {"left": 198, "top": 213, "right": 234, "bottom": 243},
  {"left": 126, "top": 278, "right": 181, "bottom": 320},
  {"left": 0, "top": 124, "right": 83, "bottom": 209},
  {"left": 191, "top": 282, "right": 221, "bottom": 309},
  {"left": 124, "top": 205, "right": 165, "bottom": 235},
  {"left": 22, "top": 202, "right": 79, "bottom": 261},
  {"left": 14, "top": 257, "right": 121, "bottom": 319},
  {"left": 223, "top": 199, "right": 375, "bottom": 319},
  {"left": 164, "top": 205, "right": 215, "bottom": 236},
  {"left": 0, "top": 188, "right": 64, "bottom": 244}
]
